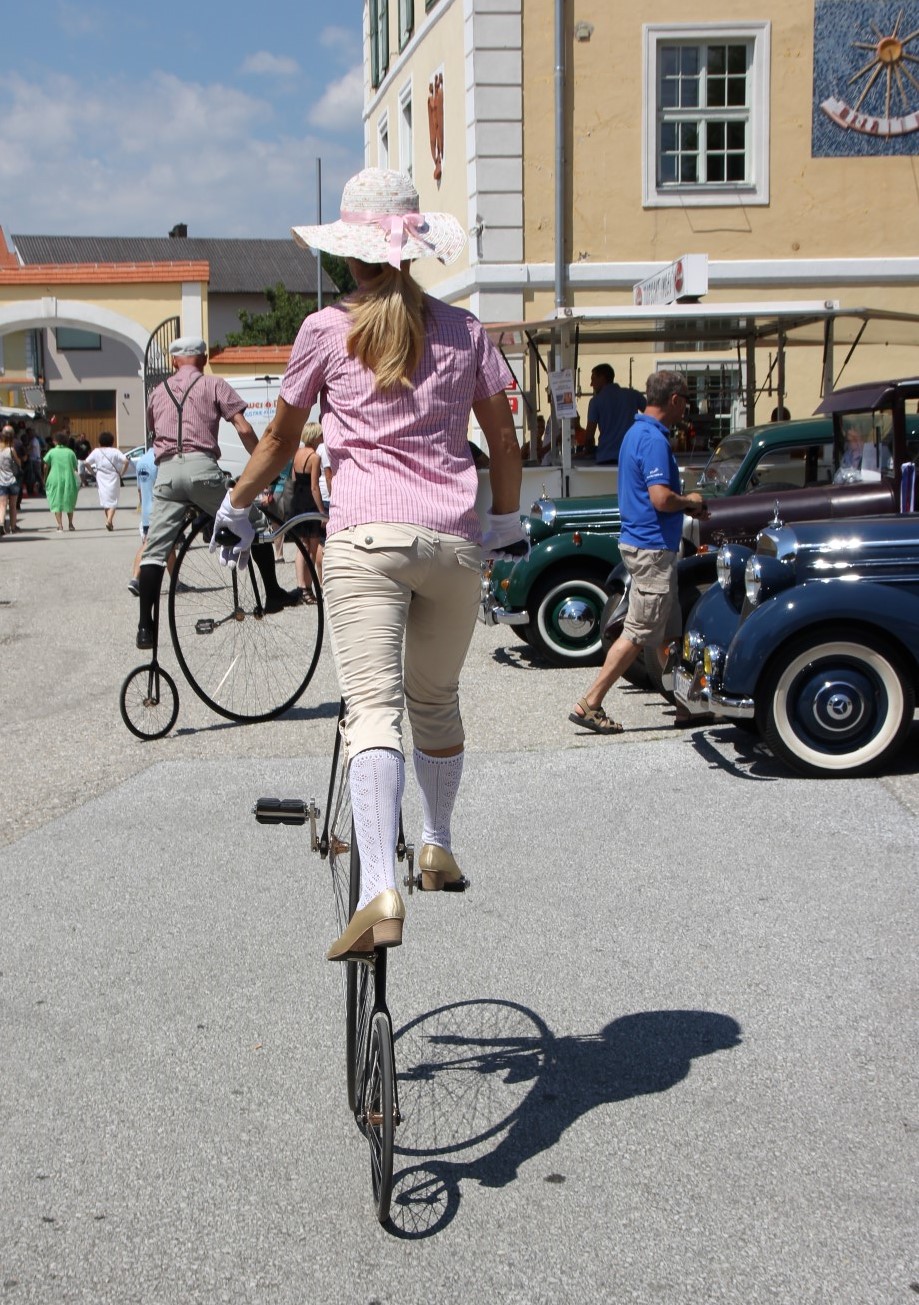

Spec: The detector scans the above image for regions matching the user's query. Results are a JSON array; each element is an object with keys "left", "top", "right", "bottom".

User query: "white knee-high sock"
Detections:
[
  {"left": 413, "top": 748, "right": 464, "bottom": 851},
  {"left": 349, "top": 748, "right": 405, "bottom": 911}
]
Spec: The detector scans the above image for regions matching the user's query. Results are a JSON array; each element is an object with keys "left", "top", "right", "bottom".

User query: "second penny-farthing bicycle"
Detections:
[
  {"left": 254, "top": 700, "right": 469, "bottom": 1224},
  {"left": 119, "top": 509, "right": 325, "bottom": 739}
]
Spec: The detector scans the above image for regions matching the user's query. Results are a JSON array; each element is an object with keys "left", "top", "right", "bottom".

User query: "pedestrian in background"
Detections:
[
  {"left": 0, "top": 425, "right": 22, "bottom": 535},
  {"left": 42, "top": 432, "right": 79, "bottom": 531},
  {"left": 85, "top": 431, "right": 128, "bottom": 531}
]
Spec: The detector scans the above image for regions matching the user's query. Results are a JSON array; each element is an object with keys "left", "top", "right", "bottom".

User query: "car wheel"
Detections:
[
  {"left": 757, "top": 629, "right": 915, "bottom": 778},
  {"left": 526, "top": 567, "right": 610, "bottom": 667}
]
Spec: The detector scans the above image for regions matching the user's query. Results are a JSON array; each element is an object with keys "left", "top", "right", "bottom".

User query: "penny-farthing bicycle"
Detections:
[
  {"left": 253, "top": 699, "right": 469, "bottom": 1223},
  {"left": 119, "top": 509, "right": 325, "bottom": 739}
]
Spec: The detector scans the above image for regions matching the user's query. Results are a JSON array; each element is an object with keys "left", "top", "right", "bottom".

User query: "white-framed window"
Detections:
[
  {"left": 657, "top": 360, "right": 744, "bottom": 443},
  {"left": 370, "top": 0, "right": 390, "bottom": 89},
  {"left": 643, "top": 23, "right": 770, "bottom": 207},
  {"left": 399, "top": 81, "right": 413, "bottom": 178},
  {"left": 399, "top": 0, "right": 414, "bottom": 51},
  {"left": 378, "top": 112, "right": 390, "bottom": 169}
]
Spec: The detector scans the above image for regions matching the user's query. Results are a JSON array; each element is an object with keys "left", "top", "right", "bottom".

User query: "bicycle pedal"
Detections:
[
  {"left": 253, "top": 797, "right": 309, "bottom": 825},
  {"left": 401, "top": 843, "right": 418, "bottom": 895},
  {"left": 441, "top": 876, "right": 470, "bottom": 893}
]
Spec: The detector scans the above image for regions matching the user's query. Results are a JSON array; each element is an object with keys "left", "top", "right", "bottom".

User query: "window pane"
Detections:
[
  {"left": 727, "top": 44, "right": 747, "bottom": 74},
  {"left": 726, "top": 153, "right": 746, "bottom": 182},
  {"left": 707, "top": 154, "right": 725, "bottom": 182},
  {"left": 708, "top": 45, "right": 725, "bottom": 76},
  {"left": 727, "top": 75, "right": 747, "bottom": 107},
  {"left": 661, "top": 78, "right": 678, "bottom": 109},
  {"left": 680, "top": 155, "right": 698, "bottom": 183},
  {"left": 661, "top": 47, "right": 679, "bottom": 77},
  {"left": 660, "top": 122, "right": 677, "bottom": 151},
  {"left": 727, "top": 122, "right": 746, "bottom": 150},
  {"left": 660, "top": 154, "right": 677, "bottom": 183},
  {"left": 681, "top": 122, "right": 698, "bottom": 152},
  {"left": 682, "top": 76, "right": 699, "bottom": 108},
  {"left": 707, "top": 76, "right": 726, "bottom": 108},
  {"left": 708, "top": 121, "right": 725, "bottom": 150},
  {"left": 680, "top": 46, "right": 700, "bottom": 75}
]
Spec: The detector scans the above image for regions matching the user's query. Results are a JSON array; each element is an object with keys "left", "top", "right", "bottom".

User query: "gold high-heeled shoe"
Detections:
[
  {"left": 326, "top": 888, "right": 405, "bottom": 961},
  {"left": 418, "top": 844, "right": 466, "bottom": 891}
]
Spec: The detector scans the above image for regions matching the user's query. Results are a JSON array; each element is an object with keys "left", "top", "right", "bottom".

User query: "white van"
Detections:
[{"left": 216, "top": 374, "right": 318, "bottom": 479}]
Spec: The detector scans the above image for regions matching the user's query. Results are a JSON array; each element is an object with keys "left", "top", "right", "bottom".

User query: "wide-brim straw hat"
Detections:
[{"left": 292, "top": 168, "right": 467, "bottom": 269}]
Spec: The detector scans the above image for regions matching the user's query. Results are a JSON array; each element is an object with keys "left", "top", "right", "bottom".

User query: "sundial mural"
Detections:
[{"left": 813, "top": 1, "right": 919, "bottom": 154}]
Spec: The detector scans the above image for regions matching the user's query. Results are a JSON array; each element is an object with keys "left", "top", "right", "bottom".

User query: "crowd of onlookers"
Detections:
[{"left": 0, "top": 419, "right": 109, "bottom": 535}]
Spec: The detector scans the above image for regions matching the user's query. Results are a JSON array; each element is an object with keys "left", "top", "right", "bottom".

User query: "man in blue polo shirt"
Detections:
[
  {"left": 569, "top": 370, "right": 708, "bottom": 734},
  {"left": 582, "top": 363, "right": 645, "bottom": 464}
]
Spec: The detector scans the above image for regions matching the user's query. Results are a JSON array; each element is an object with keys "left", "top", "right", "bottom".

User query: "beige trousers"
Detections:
[{"left": 322, "top": 523, "right": 482, "bottom": 757}]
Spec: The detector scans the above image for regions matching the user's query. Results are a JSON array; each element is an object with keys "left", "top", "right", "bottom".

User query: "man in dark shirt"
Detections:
[{"left": 582, "top": 364, "right": 645, "bottom": 464}]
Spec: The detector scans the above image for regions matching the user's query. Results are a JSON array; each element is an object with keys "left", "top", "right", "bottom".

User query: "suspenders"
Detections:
[{"left": 162, "top": 372, "right": 206, "bottom": 455}]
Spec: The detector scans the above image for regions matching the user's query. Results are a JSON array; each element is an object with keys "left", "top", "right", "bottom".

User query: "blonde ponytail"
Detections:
[{"left": 346, "top": 264, "right": 426, "bottom": 390}]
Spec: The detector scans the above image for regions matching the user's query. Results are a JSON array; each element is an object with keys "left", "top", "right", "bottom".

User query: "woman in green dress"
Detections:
[{"left": 43, "top": 434, "right": 79, "bottom": 531}]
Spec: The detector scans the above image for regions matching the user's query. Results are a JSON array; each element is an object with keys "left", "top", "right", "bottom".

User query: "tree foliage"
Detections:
[
  {"left": 321, "top": 252, "right": 356, "bottom": 295},
  {"left": 224, "top": 283, "right": 316, "bottom": 347}
]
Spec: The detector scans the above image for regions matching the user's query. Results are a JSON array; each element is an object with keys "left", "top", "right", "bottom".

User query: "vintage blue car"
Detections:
[
  {"left": 482, "top": 408, "right": 919, "bottom": 667},
  {"left": 672, "top": 514, "right": 919, "bottom": 777}
]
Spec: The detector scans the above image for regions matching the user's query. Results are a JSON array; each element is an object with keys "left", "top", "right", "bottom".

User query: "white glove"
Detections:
[
  {"left": 481, "top": 509, "right": 530, "bottom": 563},
  {"left": 209, "top": 491, "right": 256, "bottom": 571}
]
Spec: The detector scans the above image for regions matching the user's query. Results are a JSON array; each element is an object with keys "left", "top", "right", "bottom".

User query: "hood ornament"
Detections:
[{"left": 769, "top": 499, "right": 785, "bottom": 528}]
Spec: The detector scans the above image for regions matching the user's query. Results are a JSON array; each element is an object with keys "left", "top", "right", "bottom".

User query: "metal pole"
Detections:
[
  {"left": 554, "top": 0, "right": 566, "bottom": 313},
  {"left": 316, "top": 157, "right": 323, "bottom": 312}
]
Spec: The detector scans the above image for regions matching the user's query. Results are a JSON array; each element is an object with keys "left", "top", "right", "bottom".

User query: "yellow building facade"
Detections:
[{"left": 364, "top": 0, "right": 919, "bottom": 431}]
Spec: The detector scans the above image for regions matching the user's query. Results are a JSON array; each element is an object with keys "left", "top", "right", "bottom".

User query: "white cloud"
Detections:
[
  {"left": 319, "top": 25, "right": 361, "bottom": 62},
  {"left": 241, "top": 51, "right": 300, "bottom": 77},
  {"left": 1, "top": 70, "right": 363, "bottom": 238},
  {"left": 308, "top": 65, "right": 363, "bottom": 131}
]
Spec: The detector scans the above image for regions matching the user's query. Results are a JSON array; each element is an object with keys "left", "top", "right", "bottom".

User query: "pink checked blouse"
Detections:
[{"left": 279, "top": 295, "right": 512, "bottom": 541}]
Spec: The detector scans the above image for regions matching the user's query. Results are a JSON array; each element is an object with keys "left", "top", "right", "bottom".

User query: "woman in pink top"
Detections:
[{"left": 214, "top": 169, "right": 524, "bottom": 959}]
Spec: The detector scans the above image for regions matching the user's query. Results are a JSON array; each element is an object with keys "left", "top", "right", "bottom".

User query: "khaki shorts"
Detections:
[{"left": 621, "top": 544, "right": 679, "bottom": 647}]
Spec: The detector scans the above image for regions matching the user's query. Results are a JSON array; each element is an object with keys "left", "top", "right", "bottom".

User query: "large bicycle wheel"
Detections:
[
  {"left": 364, "top": 1009, "right": 396, "bottom": 1224},
  {"left": 167, "top": 518, "right": 323, "bottom": 722},
  {"left": 119, "top": 664, "right": 179, "bottom": 740},
  {"left": 344, "top": 830, "right": 376, "bottom": 1114}
]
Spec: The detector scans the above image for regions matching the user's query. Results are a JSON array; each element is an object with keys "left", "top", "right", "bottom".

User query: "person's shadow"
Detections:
[{"left": 387, "top": 1001, "right": 741, "bottom": 1238}]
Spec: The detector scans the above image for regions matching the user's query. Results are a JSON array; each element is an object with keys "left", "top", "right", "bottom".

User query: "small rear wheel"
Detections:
[
  {"left": 364, "top": 1010, "right": 396, "bottom": 1224},
  {"left": 119, "top": 664, "right": 179, "bottom": 740}
]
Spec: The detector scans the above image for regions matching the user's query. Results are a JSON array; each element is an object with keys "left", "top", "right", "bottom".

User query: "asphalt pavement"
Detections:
[{"left": 1, "top": 488, "right": 917, "bottom": 1304}]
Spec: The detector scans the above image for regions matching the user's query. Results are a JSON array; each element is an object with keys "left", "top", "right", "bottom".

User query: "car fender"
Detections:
[
  {"left": 683, "top": 581, "right": 745, "bottom": 650},
  {"left": 504, "top": 532, "right": 621, "bottom": 606},
  {"left": 723, "top": 580, "right": 919, "bottom": 696}
]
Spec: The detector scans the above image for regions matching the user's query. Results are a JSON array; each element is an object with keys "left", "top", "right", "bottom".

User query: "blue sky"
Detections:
[{"left": 0, "top": 0, "right": 365, "bottom": 241}]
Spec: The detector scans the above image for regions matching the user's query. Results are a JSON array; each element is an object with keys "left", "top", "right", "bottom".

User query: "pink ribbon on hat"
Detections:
[{"left": 340, "top": 210, "right": 435, "bottom": 268}]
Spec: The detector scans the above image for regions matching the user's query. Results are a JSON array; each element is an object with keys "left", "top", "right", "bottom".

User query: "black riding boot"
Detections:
[
  {"left": 137, "top": 563, "right": 164, "bottom": 647},
  {"left": 251, "top": 542, "right": 300, "bottom": 611}
]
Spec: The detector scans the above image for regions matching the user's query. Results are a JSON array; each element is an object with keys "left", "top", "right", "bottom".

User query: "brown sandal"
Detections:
[{"left": 568, "top": 697, "right": 624, "bottom": 735}]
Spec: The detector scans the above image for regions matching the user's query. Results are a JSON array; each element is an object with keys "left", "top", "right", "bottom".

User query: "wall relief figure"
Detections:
[{"left": 428, "top": 73, "right": 444, "bottom": 182}]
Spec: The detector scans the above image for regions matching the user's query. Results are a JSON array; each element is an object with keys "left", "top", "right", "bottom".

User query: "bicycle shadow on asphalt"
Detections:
[
  {"left": 387, "top": 1001, "right": 741, "bottom": 1239},
  {"left": 168, "top": 697, "right": 341, "bottom": 736}
]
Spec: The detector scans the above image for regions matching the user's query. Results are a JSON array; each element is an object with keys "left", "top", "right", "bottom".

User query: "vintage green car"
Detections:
[{"left": 481, "top": 413, "right": 919, "bottom": 666}]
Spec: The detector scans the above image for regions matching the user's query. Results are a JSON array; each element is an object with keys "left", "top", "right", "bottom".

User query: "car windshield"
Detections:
[{"left": 695, "top": 433, "right": 754, "bottom": 494}]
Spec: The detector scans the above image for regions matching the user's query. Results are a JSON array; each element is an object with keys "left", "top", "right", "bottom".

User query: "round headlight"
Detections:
[
  {"left": 532, "top": 499, "right": 557, "bottom": 526},
  {"left": 683, "top": 629, "right": 705, "bottom": 663},
  {"left": 716, "top": 545, "right": 735, "bottom": 590},
  {"left": 745, "top": 555, "right": 763, "bottom": 606},
  {"left": 703, "top": 644, "right": 725, "bottom": 678}
]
